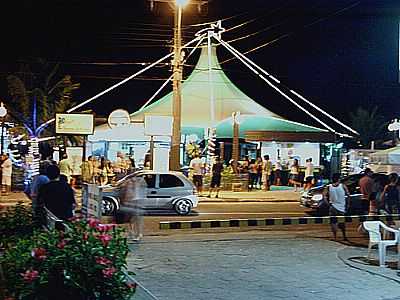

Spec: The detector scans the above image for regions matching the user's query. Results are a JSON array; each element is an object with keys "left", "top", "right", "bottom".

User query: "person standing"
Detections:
[
  {"left": 256, "top": 157, "right": 263, "bottom": 189},
  {"left": 248, "top": 159, "right": 258, "bottom": 191},
  {"left": 359, "top": 168, "right": 375, "bottom": 214},
  {"left": 59, "top": 154, "right": 73, "bottom": 185},
  {"left": 1, "top": 153, "right": 12, "bottom": 195},
  {"left": 303, "top": 158, "right": 314, "bottom": 191},
  {"left": 380, "top": 173, "right": 400, "bottom": 215},
  {"left": 262, "top": 155, "right": 273, "bottom": 191},
  {"left": 37, "top": 165, "right": 76, "bottom": 221},
  {"left": 190, "top": 154, "right": 204, "bottom": 196},
  {"left": 30, "top": 162, "right": 50, "bottom": 214},
  {"left": 274, "top": 158, "right": 282, "bottom": 186},
  {"left": 208, "top": 156, "right": 224, "bottom": 198},
  {"left": 323, "top": 173, "right": 350, "bottom": 241},
  {"left": 289, "top": 158, "right": 301, "bottom": 192}
]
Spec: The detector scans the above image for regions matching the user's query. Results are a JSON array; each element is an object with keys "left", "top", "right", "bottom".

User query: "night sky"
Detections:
[{"left": 1, "top": 0, "right": 399, "bottom": 132}]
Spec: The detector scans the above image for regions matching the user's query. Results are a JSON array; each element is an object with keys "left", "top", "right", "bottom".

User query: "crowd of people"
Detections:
[
  {"left": 27, "top": 153, "right": 145, "bottom": 241},
  {"left": 323, "top": 168, "right": 400, "bottom": 241},
  {"left": 188, "top": 154, "right": 317, "bottom": 197}
]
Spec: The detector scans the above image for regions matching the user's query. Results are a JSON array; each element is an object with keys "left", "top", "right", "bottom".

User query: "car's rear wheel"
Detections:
[
  {"left": 174, "top": 199, "right": 192, "bottom": 215},
  {"left": 102, "top": 197, "right": 118, "bottom": 216}
]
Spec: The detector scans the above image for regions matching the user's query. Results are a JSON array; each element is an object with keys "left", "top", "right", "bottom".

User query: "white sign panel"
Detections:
[
  {"left": 56, "top": 113, "right": 94, "bottom": 135},
  {"left": 144, "top": 115, "right": 173, "bottom": 136}
]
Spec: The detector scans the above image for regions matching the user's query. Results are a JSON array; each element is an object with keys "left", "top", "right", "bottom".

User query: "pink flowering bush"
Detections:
[{"left": 0, "top": 218, "right": 136, "bottom": 299}]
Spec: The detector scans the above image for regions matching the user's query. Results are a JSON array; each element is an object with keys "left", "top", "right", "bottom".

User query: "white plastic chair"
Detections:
[{"left": 363, "top": 221, "right": 400, "bottom": 267}]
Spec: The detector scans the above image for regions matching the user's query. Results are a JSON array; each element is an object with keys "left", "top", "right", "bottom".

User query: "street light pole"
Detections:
[
  {"left": 0, "top": 102, "right": 8, "bottom": 155},
  {"left": 170, "top": 0, "right": 185, "bottom": 171}
]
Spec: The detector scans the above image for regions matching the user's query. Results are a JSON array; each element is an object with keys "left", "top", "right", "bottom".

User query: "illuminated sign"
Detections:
[{"left": 56, "top": 113, "right": 94, "bottom": 135}]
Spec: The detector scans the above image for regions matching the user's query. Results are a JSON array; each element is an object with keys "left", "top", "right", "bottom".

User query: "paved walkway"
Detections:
[
  {"left": 200, "top": 189, "right": 301, "bottom": 203},
  {"left": 127, "top": 232, "right": 400, "bottom": 300}
]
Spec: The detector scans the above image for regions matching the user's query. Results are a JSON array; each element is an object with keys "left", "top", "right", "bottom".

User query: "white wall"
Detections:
[{"left": 261, "top": 142, "right": 320, "bottom": 166}]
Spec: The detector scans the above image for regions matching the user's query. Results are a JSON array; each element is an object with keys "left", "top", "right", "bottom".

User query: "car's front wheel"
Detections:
[
  {"left": 102, "top": 197, "right": 118, "bottom": 216},
  {"left": 174, "top": 199, "right": 193, "bottom": 215}
]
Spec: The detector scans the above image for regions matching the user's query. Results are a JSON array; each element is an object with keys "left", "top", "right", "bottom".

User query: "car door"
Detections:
[
  {"left": 343, "top": 174, "right": 364, "bottom": 214},
  {"left": 137, "top": 173, "right": 158, "bottom": 208},
  {"left": 156, "top": 174, "right": 186, "bottom": 209}
]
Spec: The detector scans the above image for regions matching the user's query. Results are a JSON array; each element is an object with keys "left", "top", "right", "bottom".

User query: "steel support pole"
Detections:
[
  {"left": 0, "top": 119, "right": 4, "bottom": 155},
  {"left": 170, "top": 4, "right": 183, "bottom": 171}
]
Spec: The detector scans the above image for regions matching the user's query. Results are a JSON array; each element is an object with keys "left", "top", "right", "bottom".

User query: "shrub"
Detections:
[
  {"left": 0, "top": 218, "right": 136, "bottom": 300},
  {"left": 0, "top": 202, "right": 37, "bottom": 248}
]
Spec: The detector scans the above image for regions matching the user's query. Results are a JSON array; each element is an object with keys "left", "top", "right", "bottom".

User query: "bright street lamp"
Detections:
[
  {"left": 0, "top": 102, "right": 8, "bottom": 155},
  {"left": 176, "top": 0, "right": 189, "bottom": 7}
]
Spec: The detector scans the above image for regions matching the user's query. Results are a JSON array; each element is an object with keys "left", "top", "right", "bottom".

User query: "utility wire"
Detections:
[{"left": 221, "top": 1, "right": 361, "bottom": 64}]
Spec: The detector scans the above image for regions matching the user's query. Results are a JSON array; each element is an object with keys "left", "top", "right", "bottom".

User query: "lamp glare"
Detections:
[{"left": 176, "top": 0, "right": 189, "bottom": 7}]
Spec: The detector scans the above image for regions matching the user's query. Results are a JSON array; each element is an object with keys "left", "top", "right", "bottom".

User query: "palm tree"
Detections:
[
  {"left": 349, "top": 106, "right": 386, "bottom": 148},
  {"left": 6, "top": 60, "right": 80, "bottom": 138}
]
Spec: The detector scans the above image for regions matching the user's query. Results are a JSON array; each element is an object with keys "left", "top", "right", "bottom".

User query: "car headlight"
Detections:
[{"left": 311, "top": 194, "right": 323, "bottom": 201}]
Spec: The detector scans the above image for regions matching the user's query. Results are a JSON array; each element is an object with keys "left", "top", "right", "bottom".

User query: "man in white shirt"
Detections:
[
  {"left": 304, "top": 158, "right": 314, "bottom": 191},
  {"left": 1, "top": 154, "right": 12, "bottom": 195},
  {"left": 262, "top": 155, "right": 273, "bottom": 191},
  {"left": 190, "top": 154, "right": 204, "bottom": 196}
]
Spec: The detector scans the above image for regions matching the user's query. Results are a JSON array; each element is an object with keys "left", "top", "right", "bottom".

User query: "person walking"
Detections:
[
  {"left": 207, "top": 156, "right": 224, "bottom": 198},
  {"left": 303, "top": 158, "right": 314, "bottom": 191},
  {"left": 289, "top": 159, "right": 301, "bottom": 192},
  {"left": 190, "top": 154, "right": 204, "bottom": 196},
  {"left": 1, "top": 153, "right": 12, "bottom": 195},
  {"left": 380, "top": 173, "right": 400, "bottom": 215},
  {"left": 359, "top": 168, "right": 375, "bottom": 214},
  {"left": 117, "top": 176, "right": 146, "bottom": 241},
  {"left": 37, "top": 165, "right": 76, "bottom": 222},
  {"left": 323, "top": 173, "right": 350, "bottom": 241},
  {"left": 262, "top": 155, "right": 273, "bottom": 191}
]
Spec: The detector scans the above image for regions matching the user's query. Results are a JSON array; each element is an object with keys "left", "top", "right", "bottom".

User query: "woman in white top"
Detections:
[
  {"left": 289, "top": 159, "right": 301, "bottom": 192},
  {"left": 323, "top": 173, "right": 350, "bottom": 241}
]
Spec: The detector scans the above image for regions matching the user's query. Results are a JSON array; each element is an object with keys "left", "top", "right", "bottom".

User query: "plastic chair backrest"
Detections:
[{"left": 363, "top": 221, "right": 382, "bottom": 243}]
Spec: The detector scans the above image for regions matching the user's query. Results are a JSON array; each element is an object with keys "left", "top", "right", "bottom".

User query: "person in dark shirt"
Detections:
[
  {"left": 37, "top": 165, "right": 76, "bottom": 221},
  {"left": 207, "top": 156, "right": 224, "bottom": 198}
]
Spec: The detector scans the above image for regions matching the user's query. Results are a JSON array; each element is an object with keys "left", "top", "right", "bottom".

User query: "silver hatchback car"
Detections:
[{"left": 102, "top": 171, "right": 199, "bottom": 216}]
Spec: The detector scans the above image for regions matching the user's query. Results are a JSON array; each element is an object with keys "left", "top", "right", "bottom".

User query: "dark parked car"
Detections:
[
  {"left": 101, "top": 171, "right": 199, "bottom": 216},
  {"left": 300, "top": 173, "right": 388, "bottom": 215}
]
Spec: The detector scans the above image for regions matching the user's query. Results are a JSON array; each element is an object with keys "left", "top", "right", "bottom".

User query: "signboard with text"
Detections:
[
  {"left": 56, "top": 113, "right": 94, "bottom": 135},
  {"left": 82, "top": 184, "right": 103, "bottom": 219}
]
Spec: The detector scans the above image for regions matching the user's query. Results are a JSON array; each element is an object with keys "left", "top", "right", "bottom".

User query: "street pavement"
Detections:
[{"left": 128, "top": 231, "right": 400, "bottom": 300}]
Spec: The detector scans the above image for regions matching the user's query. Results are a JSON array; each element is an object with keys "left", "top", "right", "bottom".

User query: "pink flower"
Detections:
[
  {"left": 21, "top": 269, "right": 39, "bottom": 282},
  {"left": 83, "top": 233, "right": 89, "bottom": 241},
  {"left": 96, "top": 224, "right": 116, "bottom": 232},
  {"left": 126, "top": 282, "right": 137, "bottom": 290},
  {"left": 88, "top": 218, "right": 100, "bottom": 229},
  {"left": 31, "top": 248, "right": 47, "bottom": 261},
  {"left": 57, "top": 240, "right": 67, "bottom": 249},
  {"left": 95, "top": 256, "right": 112, "bottom": 266},
  {"left": 102, "top": 267, "right": 117, "bottom": 278},
  {"left": 97, "top": 233, "right": 112, "bottom": 247}
]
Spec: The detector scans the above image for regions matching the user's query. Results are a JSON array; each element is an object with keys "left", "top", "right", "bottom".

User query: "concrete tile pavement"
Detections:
[
  {"left": 127, "top": 232, "right": 400, "bottom": 300},
  {"left": 199, "top": 189, "right": 301, "bottom": 203}
]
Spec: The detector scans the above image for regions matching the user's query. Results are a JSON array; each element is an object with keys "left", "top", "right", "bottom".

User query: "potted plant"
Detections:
[{"left": 0, "top": 217, "right": 136, "bottom": 299}]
